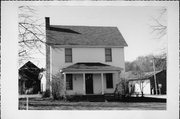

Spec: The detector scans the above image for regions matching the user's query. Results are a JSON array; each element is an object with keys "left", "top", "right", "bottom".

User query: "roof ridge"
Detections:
[{"left": 50, "top": 25, "right": 118, "bottom": 28}]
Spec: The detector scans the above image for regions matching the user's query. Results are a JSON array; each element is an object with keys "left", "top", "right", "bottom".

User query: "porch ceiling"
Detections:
[{"left": 62, "top": 62, "right": 123, "bottom": 73}]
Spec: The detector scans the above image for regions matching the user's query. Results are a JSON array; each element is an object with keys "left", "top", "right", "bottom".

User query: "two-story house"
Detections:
[{"left": 45, "top": 17, "right": 128, "bottom": 96}]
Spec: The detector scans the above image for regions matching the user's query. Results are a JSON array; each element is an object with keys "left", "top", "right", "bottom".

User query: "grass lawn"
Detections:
[{"left": 19, "top": 98, "right": 166, "bottom": 110}]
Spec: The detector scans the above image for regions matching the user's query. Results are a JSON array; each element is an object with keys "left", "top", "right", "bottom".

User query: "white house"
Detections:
[
  {"left": 128, "top": 70, "right": 166, "bottom": 96},
  {"left": 45, "top": 17, "right": 128, "bottom": 96},
  {"left": 128, "top": 79, "right": 151, "bottom": 96}
]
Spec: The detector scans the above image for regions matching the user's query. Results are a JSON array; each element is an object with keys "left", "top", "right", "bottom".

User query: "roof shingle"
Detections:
[{"left": 46, "top": 25, "right": 128, "bottom": 47}]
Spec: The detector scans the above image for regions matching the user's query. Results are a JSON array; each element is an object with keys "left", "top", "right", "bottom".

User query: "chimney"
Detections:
[{"left": 45, "top": 17, "right": 50, "bottom": 29}]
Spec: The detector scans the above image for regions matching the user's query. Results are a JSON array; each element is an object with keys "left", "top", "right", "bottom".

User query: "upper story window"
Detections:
[
  {"left": 105, "top": 48, "right": 112, "bottom": 62},
  {"left": 106, "top": 73, "right": 113, "bottom": 89},
  {"left": 65, "top": 48, "right": 72, "bottom": 63}
]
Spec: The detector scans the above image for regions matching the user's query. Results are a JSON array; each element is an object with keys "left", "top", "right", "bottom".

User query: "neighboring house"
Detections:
[
  {"left": 19, "top": 61, "right": 41, "bottom": 94},
  {"left": 128, "top": 70, "right": 166, "bottom": 96},
  {"left": 45, "top": 17, "right": 128, "bottom": 96}
]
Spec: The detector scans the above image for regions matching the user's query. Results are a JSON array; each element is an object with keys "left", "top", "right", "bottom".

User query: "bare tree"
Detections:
[
  {"left": 18, "top": 6, "right": 64, "bottom": 97},
  {"left": 138, "top": 79, "right": 149, "bottom": 97},
  {"left": 125, "top": 53, "right": 166, "bottom": 96},
  {"left": 150, "top": 8, "right": 167, "bottom": 39},
  {"left": 18, "top": 6, "right": 46, "bottom": 65},
  {"left": 149, "top": 9, "right": 167, "bottom": 82}
]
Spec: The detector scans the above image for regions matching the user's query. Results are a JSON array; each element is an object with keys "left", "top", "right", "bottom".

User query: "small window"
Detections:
[
  {"left": 66, "top": 74, "right": 73, "bottom": 90},
  {"left": 65, "top": 48, "right": 72, "bottom": 63},
  {"left": 106, "top": 73, "right": 113, "bottom": 88},
  {"left": 105, "top": 48, "right": 112, "bottom": 62}
]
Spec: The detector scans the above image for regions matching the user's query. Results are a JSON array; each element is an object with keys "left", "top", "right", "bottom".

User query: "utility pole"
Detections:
[{"left": 152, "top": 57, "right": 158, "bottom": 95}]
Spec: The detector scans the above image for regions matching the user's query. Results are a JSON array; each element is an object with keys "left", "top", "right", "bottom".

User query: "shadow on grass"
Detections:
[
  {"left": 19, "top": 95, "right": 166, "bottom": 103},
  {"left": 119, "top": 97, "right": 166, "bottom": 103},
  {"left": 56, "top": 95, "right": 166, "bottom": 103}
]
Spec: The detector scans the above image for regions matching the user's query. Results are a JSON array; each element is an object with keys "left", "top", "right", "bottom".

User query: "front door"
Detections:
[{"left": 85, "top": 74, "right": 93, "bottom": 94}]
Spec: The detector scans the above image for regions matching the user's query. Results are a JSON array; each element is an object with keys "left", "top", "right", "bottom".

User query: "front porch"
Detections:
[{"left": 61, "top": 62, "right": 123, "bottom": 96}]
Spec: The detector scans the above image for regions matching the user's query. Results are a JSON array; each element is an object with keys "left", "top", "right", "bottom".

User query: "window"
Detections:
[
  {"left": 66, "top": 74, "right": 73, "bottom": 90},
  {"left": 106, "top": 73, "right": 113, "bottom": 88},
  {"left": 105, "top": 48, "right": 112, "bottom": 62},
  {"left": 65, "top": 48, "right": 72, "bottom": 63}
]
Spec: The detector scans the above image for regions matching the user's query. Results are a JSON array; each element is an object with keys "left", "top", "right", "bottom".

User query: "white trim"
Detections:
[
  {"left": 63, "top": 69, "right": 122, "bottom": 71},
  {"left": 64, "top": 73, "right": 66, "bottom": 91},
  {"left": 83, "top": 73, "right": 85, "bottom": 95},
  {"left": 52, "top": 45, "right": 126, "bottom": 48},
  {"left": 64, "top": 71, "right": 117, "bottom": 74},
  {"left": 101, "top": 73, "right": 104, "bottom": 95},
  {"left": 50, "top": 46, "right": 52, "bottom": 94}
]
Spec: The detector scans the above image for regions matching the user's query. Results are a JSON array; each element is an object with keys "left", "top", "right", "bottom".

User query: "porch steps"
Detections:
[
  {"left": 66, "top": 95, "right": 105, "bottom": 102},
  {"left": 85, "top": 95, "right": 105, "bottom": 102},
  {"left": 104, "top": 93, "right": 120, "bottom": 102}
]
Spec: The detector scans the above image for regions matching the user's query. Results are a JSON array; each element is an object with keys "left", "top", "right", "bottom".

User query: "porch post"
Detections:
[
  {"left": 64, "top": 73, "right": 66, "bottom": 91},
  {"left": 101, "top": 73, "right": 104, "bottom": 94},
  {"left": 83, "top": 73, "right": 85, "bottom": 95}
]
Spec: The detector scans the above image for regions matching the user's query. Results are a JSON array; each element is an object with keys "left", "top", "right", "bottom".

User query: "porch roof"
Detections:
[{"left": 62, "top": 62, "right": 123, "bottom": 72}]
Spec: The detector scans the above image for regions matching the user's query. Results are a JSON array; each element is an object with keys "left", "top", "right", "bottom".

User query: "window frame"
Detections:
[
  {"left": 66, "top": 74, "right": 73, "bottom": 90},
  {"left": 65, "top": 48, "right": 72, "bottom": 63},
  {"left": 105, "top": 48, "right": 112, "bottom": 62},
  {"left": 106, "top": 73, "right": 113, "bottom": 89}
]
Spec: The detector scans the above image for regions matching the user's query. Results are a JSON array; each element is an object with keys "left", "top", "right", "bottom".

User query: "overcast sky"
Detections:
[{"left": 22, "top": 6, "right": 167, "bottom": 67}]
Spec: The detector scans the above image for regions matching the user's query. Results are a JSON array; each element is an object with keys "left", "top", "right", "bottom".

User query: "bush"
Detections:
[
  {"left": 51, "top": 73, "right": 66, "bottom": 100},
  {"left": 42, "top": 90, "right": 50, "bottom": 98},
  {"left": 114, "top": 78, "right": 129, "bottom": 99}
]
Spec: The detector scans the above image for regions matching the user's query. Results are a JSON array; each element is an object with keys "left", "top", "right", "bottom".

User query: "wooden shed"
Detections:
[{"left": 19, "top": 61, "right": 41, "bottom": 94}]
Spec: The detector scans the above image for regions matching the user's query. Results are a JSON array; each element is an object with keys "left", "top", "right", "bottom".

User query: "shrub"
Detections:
[
  {"left": 114, "top": 78, "right": 129, "bottom": 99},
  {"left": 42, "top": 90, "right": 50, "bottom": 98},
  {"left": 51, "top": 73, "right": 66, "bottom": 100}
]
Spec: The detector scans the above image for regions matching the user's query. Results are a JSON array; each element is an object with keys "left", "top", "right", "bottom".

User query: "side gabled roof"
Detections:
[
  {"left": 46, "top": 25, "right": 128, "bottom": 47},
  {"left": 127, "top": 70, "right": 166, "bottom": 81}
]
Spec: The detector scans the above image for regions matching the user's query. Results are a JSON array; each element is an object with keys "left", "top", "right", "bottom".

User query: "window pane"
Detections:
[
  {"left": 106, "top": 55, "right": 112, "bottom": 62},
  {"left": 66, "top": 74, "right": 73, "bottom": 90},
  {"left": 65, "top": 55, "right": 72, "bottom": 62},
  {"left": 106, "top": 73, "right": 113, "bottom": 88},
  {"left": 105, "top": 48, "right": 111, "bottom": 55},
  {"left": 65, "top": 48, "right": 72, "bottom": 62},
  {"left": 65, "top": 48, "right": 72, "bottom": 55},
  {"left": 105, "top": 48, "right": 112, "bottom": 62}
]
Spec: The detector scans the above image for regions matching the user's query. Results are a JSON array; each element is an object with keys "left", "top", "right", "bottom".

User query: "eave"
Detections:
[{"left": 51, "top": 45, "right": 127, "bottom": 48}]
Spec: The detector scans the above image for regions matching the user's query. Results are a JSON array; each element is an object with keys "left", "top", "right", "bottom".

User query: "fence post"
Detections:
[
  {"left": 26, "top": 96, "right": 29, "bottom": 110},
  {"left": 25, "top": 90, "right": 29, "bottom": 110}
]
